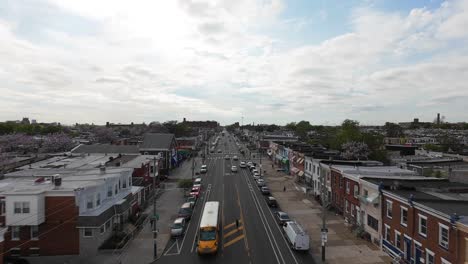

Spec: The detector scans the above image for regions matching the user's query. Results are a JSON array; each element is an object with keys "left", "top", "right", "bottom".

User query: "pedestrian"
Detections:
[
  {"left": 271, "top": 164, "right": 274, "bottom": 168},
  {"left": 283, "top": 186, "right": 286, "bottom": 192},
  {"left": 235, "top": 219, "right": 240, "bottom": 229}
]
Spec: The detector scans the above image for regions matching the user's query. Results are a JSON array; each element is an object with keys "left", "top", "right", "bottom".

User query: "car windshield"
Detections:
[
  {"left": 280, "top": 214, "right": 290, "bottom": 220},
  {"left": 172, "top": 223, "right": 182, "bottom": 229},
  {"left": 199, "top": 230, "right": 217, "bottom": 241},
  {"left": 179, "top": 208, "right": 191, "bottom": 215}
]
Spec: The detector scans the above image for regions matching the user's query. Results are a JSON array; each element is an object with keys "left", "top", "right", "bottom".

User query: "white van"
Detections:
[{"left": 282, "top": 221, "right": 309, "bottom": 251}]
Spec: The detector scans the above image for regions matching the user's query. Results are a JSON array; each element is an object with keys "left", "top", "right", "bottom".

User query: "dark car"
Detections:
[
  {"left": 266, "top": 196, "right": 278, "bottom": 207},
  {"left": 275, "top": 211, "right": 291, "bottom": 225},
  {"left": 261, "top": 186, "right": 270, "bottom": 195},
  {"left": 178, "top": 202, "right": 193, "bottom": 220},
  {"left": 4, "top": 257, "right": 30, "bottom": 264}
]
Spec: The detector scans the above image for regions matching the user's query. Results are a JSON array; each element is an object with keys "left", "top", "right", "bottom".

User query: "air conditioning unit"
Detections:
[{"left": 440, "top": 241, "right": 449, "bottom": 249}]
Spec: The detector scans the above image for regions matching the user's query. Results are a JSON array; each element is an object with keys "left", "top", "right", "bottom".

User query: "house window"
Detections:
[
  {"left": 11, "top": 226, "right": 20, "bottom": 240},
  {"left": 123, "top": 179, "right": 127, "bottom": 188},
  {"left": 364, "top": 189, "right": 368, "bottom": 197},
  {"left": 86, "top": 196, "right": 93, "bottom": 209},
  {"left": 31, "top": 226, "right": 39, "bottom": 240},
  {"left": 353, "top": 185, "right": 359, "bottom": 198},
  {"left": 115, "top": 184, "right": 118, "bottom": 195},
  {"left": 367, "top": 215, "right": 379, "bottom": 231},
  {"left": 14, "top": 202, "right": 30, "bottom": 214},
  {"left": 100, "top": 225, "right": 105, "bottom": 234},
  {"left": 105, "top": 220, "right": 111, "bottom": 230},
  {"left": 128, "top": 177, "right": 131, "bottom": 187},
  {"left": 395, "top": 231, "right": 401, "bottom": 249},
  {"left": 346, "top": 181, "right": 350, "bottom": 194},
  {"left": 345, "top": 200, "right": 349, "bottom": 213},
  {"left": 441, "top": 258, "right": 451, "bottom": 264},
  {"left": 401, "top": 207, "right": 408, "bottom": 227},
  {"left": 385, "top": 225, "right": 391, "bottom": 241},
  {"left": 339, "top": 178, "right": 343, "bottom": 188},
  {"left": 350, "top": 204, "right": 355, "bottom": 217},
  {"left": 107, "top": 185, "right": 112, "bottom": 197},
  {"left": 439, "top": 223, "right": 449, "bottom": 249},
  {"left": 418, "top": 214, "right": 427, "bottom": 237},
  {"left": 83, "top": 228, "right": 93, "bottom": 237},
  {"left": 0, "top": 200, "right": 6, "bottom": 215},
  {"left": 29, "top": 247, "right": 40, "bottom": 256},
  {"left": 386, "top": 200, "right": 393, "bottom": 219},
  {"left": 96, "top": 193, "right": 101, "bottom": 206},
  {"left": 426, "top": 249, "right": 435, "bottom": 264}
]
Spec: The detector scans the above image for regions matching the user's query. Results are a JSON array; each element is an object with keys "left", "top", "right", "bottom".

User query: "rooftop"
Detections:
[
  {"left": 72, "top": 144, "right": 139, "bottom": 154},
  {"left": 140, "top": 133, "right": 175, "bottom": 150}
]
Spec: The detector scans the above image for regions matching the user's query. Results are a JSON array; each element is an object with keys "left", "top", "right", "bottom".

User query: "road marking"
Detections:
[
  {"left": 237, "top": 184, "right": 250, "bottom": 253},
  {"left": 223, "top": 226, "right": 244, "bottom": 239},
  {"left": 223, "top": 234, "right": 245, "bottom": 248},
  {"left": 224, "top": 220, "right": 242, "bottom": 230},
  {"left": 191, "top": 184, "right": 211, "bottom": 253}
]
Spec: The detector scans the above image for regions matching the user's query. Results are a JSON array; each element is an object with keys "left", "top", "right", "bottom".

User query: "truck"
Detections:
[{"left": 282, "top": 221, "right": 309, "bottom": 251}]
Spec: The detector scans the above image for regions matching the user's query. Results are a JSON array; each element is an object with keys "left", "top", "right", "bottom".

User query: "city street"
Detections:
[{"left": 155, "top": 133, "right": 316, "bottom": 264}]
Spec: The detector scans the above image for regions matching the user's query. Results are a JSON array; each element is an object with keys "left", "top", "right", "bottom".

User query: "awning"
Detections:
[
  {"left": 298, "top": 158, "right": 304, "bottom": 164},
  {"left": 291, "top": 167, "right": 299, "bottom": 174},
  {"left": 298, "top": 171, "right": 304, "bottom": 177},
  {"left": 291, "top": 156, "right": 296, "bottom": 162}
]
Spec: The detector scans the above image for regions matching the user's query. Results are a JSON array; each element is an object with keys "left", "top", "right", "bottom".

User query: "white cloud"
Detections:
[{"left": 1, "top": 0, "right": 468, "bottom": 125}]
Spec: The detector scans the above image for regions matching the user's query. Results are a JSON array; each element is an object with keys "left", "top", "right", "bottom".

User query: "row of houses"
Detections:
[{"left": 267, "top": 140, "right": 468, "bottom": 264}]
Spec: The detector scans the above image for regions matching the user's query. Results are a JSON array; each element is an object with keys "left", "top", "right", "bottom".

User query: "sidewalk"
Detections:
[{"left": 262, "top": 158, "right": 391, "bottom": 264}]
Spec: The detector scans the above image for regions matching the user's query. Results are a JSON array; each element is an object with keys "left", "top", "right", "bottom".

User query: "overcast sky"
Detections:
[{"left": 1, "top": 0, "right": 468, "bottom": 126}]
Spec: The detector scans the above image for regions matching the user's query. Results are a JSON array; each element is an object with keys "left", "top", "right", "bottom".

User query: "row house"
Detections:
[
  {"left": 380, "top": 180, "right": 468, "bottom": 264},
  {"left": 139, "top": 133, "right": 178, "bottom": 175},
  {"left": 0, "top": 167, "right": 136, "bottom": 259}
]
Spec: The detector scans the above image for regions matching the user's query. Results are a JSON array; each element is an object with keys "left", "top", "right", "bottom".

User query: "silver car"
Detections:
[{"left": 170, "top": 217, "right": 187, "bottom": 237}]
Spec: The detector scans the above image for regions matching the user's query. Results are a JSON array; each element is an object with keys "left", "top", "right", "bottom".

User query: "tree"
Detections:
[
  {"left": 41, "top": 133, "right": 75, "bottom": 153},
  {"left": 295, "top": 121, "right": 313, "bottom": 139},
  {"left": 95, "top": 127, "right": 116, "bottom": 143},
  {"left": 285, "top": 122, "right": 296, "bottom": 131},
  {"left": 341, "top": 141, "right": 370, "bottom": 160},
  {"left": 334, "top": 119, "right": 362, "bottom": 149},
  {"left": 384, "top": 122, "right": 404, "bottom": 137}
]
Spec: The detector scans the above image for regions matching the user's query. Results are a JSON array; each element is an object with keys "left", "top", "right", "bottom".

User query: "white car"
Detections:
[
  {"left": 252, "top": 169, "right": 259, "bottom": 175},
  {"left": 194, "top": 178, "right": 202, "bottom": 185},
  {"left": 239, "top": 161, "right": 247, "bottom": 168},
  {"left": 231, "top": 166, "right": 238, "bottom": 172},
  {"left": 253, "top": 175, "right": 262, "bottom": 180},
  {"left": 200, "top": 165, "right": 207, "bottom": 174},
  {"left": 233, "top": 156, "right": 238, "bottom": 160}
]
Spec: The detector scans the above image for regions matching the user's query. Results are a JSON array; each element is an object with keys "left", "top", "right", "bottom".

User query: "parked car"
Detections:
[
  {"left": 231, "top": 165, "right": 238, "bottom": 172},
  {"left": 178, "top": 203, "right": 193, "bottom": 220},
  {"left": 225, "top": 155, "right": 230, "bottom": 160},
  {"left": 266, "top": 196, "right": 278, "bottom": 207},
  {"left": 194, "top": 177, "right": 202, "bottom": 185},
  {"left": 249, "top": 165, "right": 256, "bottom": 171},
  {"left": 256, "top": 179, "right": 265, "bottom": 187},
  {"left": 200, "top": 165, "right": 207, "bottom": 174},
  {"left": 275, "top": 211, "right": 290, "bottom": 225},
  {"left": 233, "top": 156, "right": 238, "bottom": 160},
  {"left": 186, "top": 195, "right": 197, "bottom": 208},
  {"left": 218, "top": 149, "right": 222, "bottom": 153},
  {"left": 171, "top": 217, "right": 187, "bottom": 237},
  {"left": 252, "top": 169, "right": 259, "bottom": 174},
  {"left": 190, "top": 186, "right": 201, "bottom": 197},
  {"left": 239, "top": 161, "right": 247, "bottom": 168},
  {"left": 253, "top": 175, "right": 262, "bottom": 181},
  {"left": 283, "top": 221, "right": 310, "bottom": 250},
  {"left": 261, "top": 186, "right": 270, "bottom": 195}
]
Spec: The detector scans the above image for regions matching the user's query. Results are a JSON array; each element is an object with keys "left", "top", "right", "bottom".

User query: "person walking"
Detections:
[
  {"left": 235, "top": 219, "right": 240, "bottom": 229},
  {"left": 283, "top": 186, "right": 286, "bottom": 192}
]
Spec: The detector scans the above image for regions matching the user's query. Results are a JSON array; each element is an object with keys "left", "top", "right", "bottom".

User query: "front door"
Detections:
[
  {"left": 404, "top": 237, "right": 411, "bottom": 261},
  {"left": 415, "top": 244, "right": 422, "bottom": 264}
]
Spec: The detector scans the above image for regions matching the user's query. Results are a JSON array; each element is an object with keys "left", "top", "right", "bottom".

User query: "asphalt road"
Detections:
[{"left": 156, "top": 132, "right": 316, "bottom": 264}]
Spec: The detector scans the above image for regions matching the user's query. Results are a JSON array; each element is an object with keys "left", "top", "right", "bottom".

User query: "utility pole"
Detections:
[
  {"left": 191, "top": 150, "right": 195, "bottom": 180},
  {"left": 321, "top": 165, "right": 328, "bottom": 262},
  {"left": 152, "top": 156, "right": 158, "bottom": 260}
]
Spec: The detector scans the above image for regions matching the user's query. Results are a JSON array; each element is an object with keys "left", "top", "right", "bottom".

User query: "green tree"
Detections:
[
  {"left": 384, "top": 122, "right": 404, "bottom": 137},
  {"left": 285, "top": 122, "right": 296, "bottom": 131},
  {"left": 295, "top": 121, "right": 313, "bottom": 139}
]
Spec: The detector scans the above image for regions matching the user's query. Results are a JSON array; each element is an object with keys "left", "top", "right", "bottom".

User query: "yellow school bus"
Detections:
[{"left": 197, "top": 201, "right": 220, "bottom": 255}]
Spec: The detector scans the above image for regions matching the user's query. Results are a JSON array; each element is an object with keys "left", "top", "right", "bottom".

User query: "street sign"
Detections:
[
  {"left": 321, "top": 232, "right": 328, "bottom": 243},
  {"left": 152, "top": 214, "right": 159, "bottom": 220}
]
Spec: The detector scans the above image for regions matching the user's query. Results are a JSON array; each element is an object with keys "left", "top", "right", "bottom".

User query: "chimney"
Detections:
[
  {"left": 54, "top": 176, "right": 62, "bottom": 188},
  {"left": 437, "top": 113, "right": 441, "bottom": 125}
]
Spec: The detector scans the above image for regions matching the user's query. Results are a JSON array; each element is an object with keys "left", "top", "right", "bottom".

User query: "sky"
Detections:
[{"left": 1, "top": 0, "right": 468, "bottom": 126}]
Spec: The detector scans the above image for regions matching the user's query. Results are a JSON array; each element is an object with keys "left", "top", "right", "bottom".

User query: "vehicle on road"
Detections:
[
  {"left": 239, "top": 161, "right": 247, "bottom": 168},
  {"left": 233, "top": 155, "right": 238, "bottom": 160},
  {"left": 200, "top": 165, "right": 207, "bottom": 174},
  {"left": 253, "top": 175, "right": 262, "bottom": 181},
  {"left": 252, "top": 169, "right": 259, "bottom": 174},
  {"left": 275, "top": 211, "right": 290, "bottom": 225},
  {"left": 198, "top": 201, "right": 220, "bottom": 255},
  {"left": 261, "top": 186, "right": 270, "bottom": 195},
  {"left": 170, "top": 217, "right": 187, "bottom": 237},
  {"left": 186, "top": 195, "right": 197, "bottom": 208},
  {"left": 256, "top": 179, "right": 265, "bottom": 187},
  {"left": 266, "top": 196, "right": 278, "bottom": 207},
  {"left": 194, "top": 177, "right": 202, "bottom": 185},
  {"left": 217, "top": 149, "right": 222, "bottom": 153},
  {"left": 231, "top": 165, "right": 238, "bottom": 172},
  {"left": 249, "top": 165, "right": 256, "bottom": 171},
  {"left": 178, "top": 203, "right": 193, "bottom": 220},
  {"left": 283, "top": 221, "right": 310, "bottom": 251},
  {"left": 190, "top": 186, "right": 201, "bottom": 197},
  {"left": 224, "top": 155, "right": 230, "bottom": 160},
  {"left": 193, "top": 183, "right": 201, "bottom": 189}
]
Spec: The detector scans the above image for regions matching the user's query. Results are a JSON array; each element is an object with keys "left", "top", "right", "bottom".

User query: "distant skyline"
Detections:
[{"left": 1, "top": 0, "right": 468, "bottom": 125}]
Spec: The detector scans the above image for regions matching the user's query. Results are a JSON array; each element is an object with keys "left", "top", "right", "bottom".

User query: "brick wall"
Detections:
[
  {"left": 331, "top": 170, "right": 344, "bottom": 213},
  {"left": 4, "top": 196, "right": 79, "bottom": 257},
  {"left": 343, "top": 177, "right": 360, "bottom": 223},
  {"left": 382, "top": 194, "right": 457, "bottom": 264}
]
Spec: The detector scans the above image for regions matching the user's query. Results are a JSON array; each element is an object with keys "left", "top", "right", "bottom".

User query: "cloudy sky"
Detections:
[{"left": 1, "top": 0, "right": 468, "bottom": 125}]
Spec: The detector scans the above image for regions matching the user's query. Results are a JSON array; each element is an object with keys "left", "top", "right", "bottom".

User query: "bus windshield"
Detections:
[{"left": 200, "top": 229, "right": 216, "bottom": 241}]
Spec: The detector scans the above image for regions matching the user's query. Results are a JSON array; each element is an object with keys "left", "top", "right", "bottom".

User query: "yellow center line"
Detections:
[
  {"left": 223, "top": 226, "right": 244, "bottom": 239},
  {"left": 236, "top": 184, "right": 250, "bottom": 253},
  {"left": 223, "top": 234, "right": 245, "bottom": 248}
]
